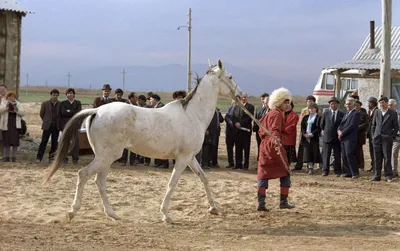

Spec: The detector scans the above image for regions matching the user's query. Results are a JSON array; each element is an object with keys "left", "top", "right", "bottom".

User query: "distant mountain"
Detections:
[{"left": 25, "top": 63, "right": 310, "bottom": 96}]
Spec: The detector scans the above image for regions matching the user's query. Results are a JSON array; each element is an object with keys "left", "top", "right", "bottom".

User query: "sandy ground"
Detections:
[{"left": 0, "top": 102, "right": 400, "bottom": 251}]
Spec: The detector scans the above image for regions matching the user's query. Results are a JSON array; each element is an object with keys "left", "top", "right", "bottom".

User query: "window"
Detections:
[{"left": 392, "top": 80, "right": 400, "bottom": 104}]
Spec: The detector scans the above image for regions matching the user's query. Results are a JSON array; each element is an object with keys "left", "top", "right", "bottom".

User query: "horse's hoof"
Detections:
[
  {"left": 105, "top": 211, "right": 121, "bottom": 221},
  {"left": 66, "top": 212, "right": 74, "bottom": 222},
  {"left": 208, "top": 207, "right": 219, "bottom": 215},
  {"left": 162, "top": 215, "right": 173, "bottom": 224}
]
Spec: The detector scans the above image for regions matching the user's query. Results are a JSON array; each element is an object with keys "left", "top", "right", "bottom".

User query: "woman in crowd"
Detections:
[
  {"left": 282, "top": 101, "right": 299, "bottom": 165},
  {"left": 0, "top": 91, "right": 25, "bottom": 162},
  {"left": 300, "top": 103, "right": 321, "bottom": 175}
]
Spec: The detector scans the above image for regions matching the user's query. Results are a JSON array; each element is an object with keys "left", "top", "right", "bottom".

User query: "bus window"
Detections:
[{"left": 326, "top": 74, "right": 334, "bottom": 90}]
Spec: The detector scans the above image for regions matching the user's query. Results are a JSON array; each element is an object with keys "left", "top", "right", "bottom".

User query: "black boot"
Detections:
[
  {"left": 280, "top": 195, "right": 295, "bottom": 209},
  {"left": 257, "top": 192, "right": 269, "bottom": 212},
  {"left": 3, "top": 157, "right": 10, "bottom": 162}
]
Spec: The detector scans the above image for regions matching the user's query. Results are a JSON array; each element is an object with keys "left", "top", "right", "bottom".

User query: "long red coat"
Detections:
[
  {"left": 257, "top": 109, "right": 289, "bottom": 180},
  {"left": 282, "top": 110, "right": 299, "bottom": 146}
]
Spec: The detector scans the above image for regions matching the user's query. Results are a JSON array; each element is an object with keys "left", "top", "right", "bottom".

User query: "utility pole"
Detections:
[
  {"left": 25, "top": 73, "right": 29, "bottom": 96},
  {"left": 67, "top": 72, "right": 71, "bottom": 88},
  {"left": 178, "top": 8, "right": 192, "bottom": 93},
  {"left": 379, "top": 0, "right": 392, "bottom": 97},
  {"left": 121, "top": 68, "right": 126, "bottom": 93},
  {"left": 45, "top": 80, "right": 48, "bottom": 87}
]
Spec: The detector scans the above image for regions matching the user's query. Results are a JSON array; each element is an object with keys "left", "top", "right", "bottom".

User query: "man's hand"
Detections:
[
  {"left": 228, "top": 121, "right": 233, "bottom": 127},
  {"left": 235, "top": 122, "right": 241, "bottom": 128}
]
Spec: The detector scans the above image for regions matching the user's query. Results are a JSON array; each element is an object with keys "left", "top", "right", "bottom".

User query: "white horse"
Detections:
[{"left": 43, "top": 59, "right": 243, "bottom": 223}]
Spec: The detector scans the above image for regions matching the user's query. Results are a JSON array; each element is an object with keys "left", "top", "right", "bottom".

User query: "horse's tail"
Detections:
[{"left": 43, "top": 109, "right": 97, "bottom": 184}]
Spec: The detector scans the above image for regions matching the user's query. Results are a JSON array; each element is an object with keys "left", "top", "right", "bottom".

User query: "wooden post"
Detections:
[
  {"left": 187, "top": 8, "right": 192, "bottom": 93},
  {"left": 334, "top": 71, "right": 342, "bottom": 98},
  {"left": 379, "top": 0, "right": 392, "bottom": 97}
]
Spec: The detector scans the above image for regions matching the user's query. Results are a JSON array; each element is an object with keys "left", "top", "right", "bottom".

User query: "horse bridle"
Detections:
[{"left": 209, "top": 66, "right": 291, "bottom": 172}]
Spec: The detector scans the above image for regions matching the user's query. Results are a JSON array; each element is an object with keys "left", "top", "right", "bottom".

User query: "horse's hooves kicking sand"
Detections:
[{"left": 208, "top": 207, "right": 219, "bottom": 215}]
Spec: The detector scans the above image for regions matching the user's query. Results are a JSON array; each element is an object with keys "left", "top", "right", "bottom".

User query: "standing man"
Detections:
[
  {"left": 320, "top": 97, "right": 344, "bottom": 176},
  {"left": 121, "top": 92, "right": 138, "bottom": 166},
  {"left": 338, "top": 98, "right": 360, "bottom": 178},
  {"left": 225, "top": 100, "right": 237, "bottom": 168},
  {"left": 93, "top": 84, "right": 112, "bottom": 108},
  {"left": 111, "top": 88, "right": 128, "bottom": 103},
  {"left": 370, "top": 97, "right": 399, "bottom": 182},
  {"left": 149, "top": 94, "right": 168, "bottom": 168},
  {"left": 36, "top": 89, "right": 61, "bottom": 163},
  {"left": 136, "top": 94, "right": 151, "bottom": 165},
  {"left": 257, "top": 88, "right": 295, "bottom": 211},
  {"left": 211, "top": 108, "right": 224, "bottom": 168},
  {"left": 389, "top": 99, "right": 400, "bottom": 178},
  {"left": 366, "top": 97, "right": 378, "bottom": 172},
  {"left": 60, "top": 88, "right": 82, "bottom": 164},
  {"left": 354, "top": 100, "right": 369, "bottom": 171},
  {"left": 253, "top": 93, "right": 269, "bottom": 161},
  {"left": 234, "top": 92, "right": 254, "bottom": 170}
]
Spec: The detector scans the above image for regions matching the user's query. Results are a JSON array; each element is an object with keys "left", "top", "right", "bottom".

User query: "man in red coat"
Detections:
[{"left": 257, "top": 87, "right": 295, "bottom": 211}]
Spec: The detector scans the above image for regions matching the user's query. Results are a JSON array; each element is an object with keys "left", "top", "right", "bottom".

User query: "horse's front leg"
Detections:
[
  {"left": 95, "top": 168, "right": 121, "bottom": 220},
  {"left": 189, "top": 157, "right": 218, "bottom": 215},
  {"left": 160, "top": 156, "right": 191, "bottom": 223}
]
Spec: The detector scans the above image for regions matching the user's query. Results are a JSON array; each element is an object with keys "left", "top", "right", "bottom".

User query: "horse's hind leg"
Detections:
[
  {"left": 160, "top": 155, "right": 191, "bottom": 223},
  {"left": 189, "top": 157, "right": 218, "bottom": 215},
  {"left": 95, "top": 169, "right": 121, "bottom": 220},
  {"left": 67, "top": 161, "right": 98, "bottom": 222}
]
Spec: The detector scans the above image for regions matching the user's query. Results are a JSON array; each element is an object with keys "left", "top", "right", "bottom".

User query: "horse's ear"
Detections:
[
  {"left": 217, "top": 59, "right": 223, "bottom": 70},
  {"left": 208, "top": 58, "right": 213, "bottom": 67}
]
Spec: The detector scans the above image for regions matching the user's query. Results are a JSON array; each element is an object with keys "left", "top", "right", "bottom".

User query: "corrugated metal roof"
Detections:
[
  {"left": 326, "top": 26, "right": 400, "bottom": 70},
  {"left": 0, "top": 0, "right": 33, "bottom": 14}
]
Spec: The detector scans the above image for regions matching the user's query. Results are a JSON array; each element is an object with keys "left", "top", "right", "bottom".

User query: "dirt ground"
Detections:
[{"left": 0, "top": 102, "right": 399, "bottom": 251}]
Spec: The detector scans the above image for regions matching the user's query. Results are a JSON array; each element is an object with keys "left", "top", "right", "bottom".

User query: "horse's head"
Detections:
[{"left": 207, "top": 59, "right": 243, "bottom": 99}]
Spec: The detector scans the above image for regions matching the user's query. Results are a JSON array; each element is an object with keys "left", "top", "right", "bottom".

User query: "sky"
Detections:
[{"left": 15, "top": 0, "right": 400, "bottom": 94}]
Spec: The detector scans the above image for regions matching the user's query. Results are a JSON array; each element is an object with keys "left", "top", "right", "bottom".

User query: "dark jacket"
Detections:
[
  {"left": 371, "top": 108, "right": 399, "bottom": 144},
  {"left": 320, "top": 109, "right": 345, "bottom": 143},
  {"left": 93, "top": 96, "right": 112, "bottom": 108},
  {"left": 338, "top": 109, "right": 360, "bottom": 142},
  {"left": 111, "top": 98, "right": 128, "bottom": 103},
  {"left": 357, "top": 109, "right": 369, "bottom": 145},
  {"left": 367, "top": 106, "right": 378, "bottom": 139},
  {"left": 60, "top": 100, "right": 82, "bottom": 130},
  {"left": 300, "top": 114, "right": 321, "bottom": 147},
  {"left": 253, "top": 105, "right": 268, "bottom": 132},
  {"left": 40, "top": 100, "right": 61, "bottom": 131},
  {"left": 154, "top": 102, "right": 164, "bottom": 108}
]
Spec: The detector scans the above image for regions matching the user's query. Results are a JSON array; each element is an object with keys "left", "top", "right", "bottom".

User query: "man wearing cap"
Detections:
[
  {"left": 93, "top": 84, "right": 113, "bottom": 108},
  {"left": 354, "top": 100, "right": 368, "bottom": 171},
  {"left": 338, "top": 97, "right": 360, "bottom": 178},
  {"left": 320, "top": 96, "right": 344, "bottom": 176},
  {"left": 370, "top": 96, "right": 399, "bottom": 182},
  {"left": 366, "top": 97, "right": 378, "bottom": 172},
  {"left": 111, "top": 88, "right": 128, "bottom": 103},
  {"left": 388, "top": 99, "right": 400, "bottom": 178}
]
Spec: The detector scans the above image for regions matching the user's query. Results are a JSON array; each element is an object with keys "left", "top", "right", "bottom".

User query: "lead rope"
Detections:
[{"left": 219, "top": 76, "right": 290, "bottom": 172}]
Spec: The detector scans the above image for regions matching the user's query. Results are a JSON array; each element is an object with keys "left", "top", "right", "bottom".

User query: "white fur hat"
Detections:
[{"left": 268, "top": 87, "right": 292, "bottom": 109}]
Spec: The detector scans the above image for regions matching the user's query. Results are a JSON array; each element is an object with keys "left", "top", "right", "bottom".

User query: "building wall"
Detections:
[
  {"left": 0, "top": 10, "right": 21, "bottom": 97},
  {"left": 358, "top": 78, "right": 379, "bottom": 108}
]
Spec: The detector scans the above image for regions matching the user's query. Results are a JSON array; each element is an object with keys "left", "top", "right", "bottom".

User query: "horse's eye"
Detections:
[{"left": 229, "top": 76, "right": 232, "bottom": 79}]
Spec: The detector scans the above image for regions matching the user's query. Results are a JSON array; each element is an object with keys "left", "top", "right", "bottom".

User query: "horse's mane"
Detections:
[{"left": 181, "top": 72, "right": 202, "bottom": 108}]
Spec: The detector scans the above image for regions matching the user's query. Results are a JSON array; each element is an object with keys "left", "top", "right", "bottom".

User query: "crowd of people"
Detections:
[{"left": 31, "top": 83, "right": 400, "bottom": 185}]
